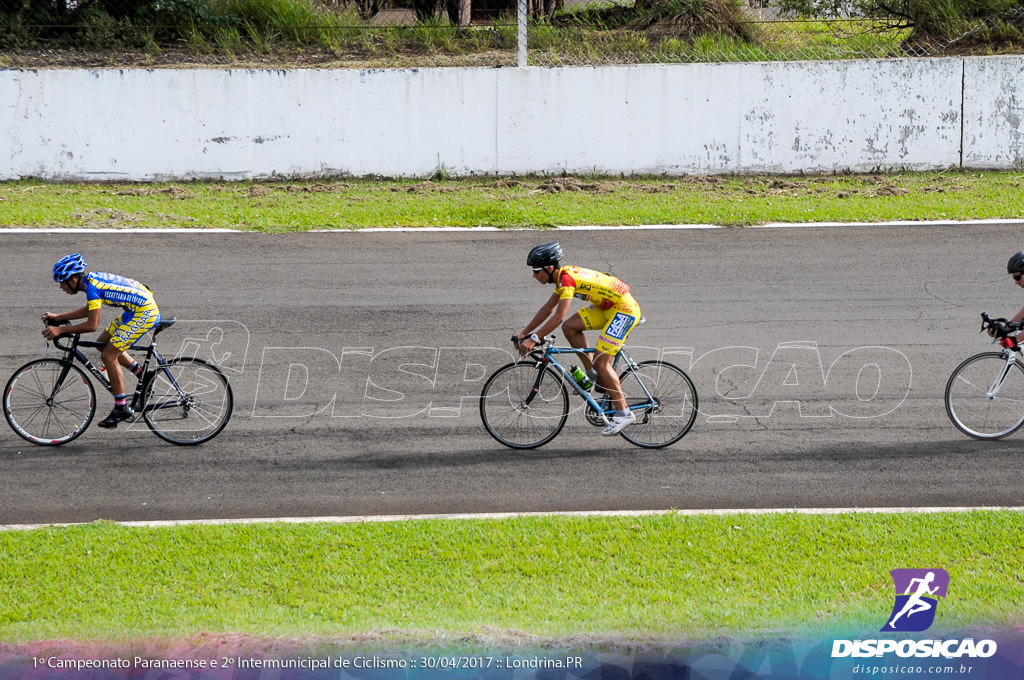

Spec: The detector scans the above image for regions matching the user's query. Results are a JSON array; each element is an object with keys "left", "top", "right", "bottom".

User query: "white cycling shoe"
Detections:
[{"left": 601, "top": 411, "right": 636, "bottom": 436}]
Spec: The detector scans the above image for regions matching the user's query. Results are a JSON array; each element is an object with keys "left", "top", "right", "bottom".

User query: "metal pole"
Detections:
[{"left": 517, "top": 0, "right": 527, "bottom": 67}]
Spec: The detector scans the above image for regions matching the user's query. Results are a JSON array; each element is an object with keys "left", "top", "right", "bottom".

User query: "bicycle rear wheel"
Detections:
[
  {"left": 3, "top": 359, "right": 96, "bottom": 446},
  {"left": 480, "top": 362, "right": 569, "bottom": 449},
  {"left": 945, "top": 351, "right": 1024, "bottom": 440},
  {"left": 141, "top": 357, "right": 233, "bottom": 445},
  {"left": 617, "top": 360, "right": 698, "bottom": 448}
]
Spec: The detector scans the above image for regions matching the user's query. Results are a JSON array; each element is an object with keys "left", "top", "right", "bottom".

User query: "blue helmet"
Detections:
[{"left": 53, "top": 253, "right": 86, "bottom": 283}]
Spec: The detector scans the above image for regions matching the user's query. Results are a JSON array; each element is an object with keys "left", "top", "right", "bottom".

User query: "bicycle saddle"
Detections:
[{"left": 153, "top": 317, "right": 177, "bottom": 337}]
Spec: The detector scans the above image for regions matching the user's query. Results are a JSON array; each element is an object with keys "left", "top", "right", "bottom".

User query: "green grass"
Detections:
[
  {"left": 1, "top": 511, "right": 1021, "bottom": 643},
  {"left": 0, "top": 17, "right": 921, "bottom": 69},
  {"left": 2, "top": 172, "right": 1023, "bottom": 648},
  {"left": 3, "top": 0, "right": 1022, "bottom": 70},
  {"left": 1, "top": 171, "right": 1022, "bottom": 231}
]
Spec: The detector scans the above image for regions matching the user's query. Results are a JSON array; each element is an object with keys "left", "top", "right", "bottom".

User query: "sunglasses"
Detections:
[
  {"left": 1015, "top": 273, "right": 1023, "bottom": 282},
  {"left": 532, "top": 267, "right": 544, "bottom": 273}
]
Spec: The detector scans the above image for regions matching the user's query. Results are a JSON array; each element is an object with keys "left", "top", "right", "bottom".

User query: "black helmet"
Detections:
[
  {"left": 1008, "top": 250, "right": 1024, "bottom": 274},
  {"left": 527, "top": 242, "right": 563, "bottom": 268}
]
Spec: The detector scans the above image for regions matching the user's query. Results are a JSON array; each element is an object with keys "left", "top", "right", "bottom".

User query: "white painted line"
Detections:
[
  {"left": 332, "top": 226, "right": 503, "bottom": 232},
  {"left": 3, "top": 506, "right": 1022, "bottom": 531},
  {"left": 0, "top": 227, "right": 239, "bottom": 234},
  {"left": 750, "top": 218, "right": 1024, "bottom": 229},
  {"left": 348, "top": 225, "right": 727, "bottom": 233},
  {"left": 544, "top": 224, "right": 727, "bottom": 231},
  {"left": 3, "top": 219, "right": 1024, "bottom": 235}
]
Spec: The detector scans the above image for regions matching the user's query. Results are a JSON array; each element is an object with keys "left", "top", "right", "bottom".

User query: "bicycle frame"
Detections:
[
  {"left": 525, "top": 344, "right": 657, "bottom": 423},
  {"left": 50, "top": 331, "right": 185, "bottom": 415}
]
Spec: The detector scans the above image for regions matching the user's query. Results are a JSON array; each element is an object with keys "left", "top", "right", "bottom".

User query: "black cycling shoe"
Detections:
[{"left": 97, "top": 405, "right": 135, "bottom": 429}]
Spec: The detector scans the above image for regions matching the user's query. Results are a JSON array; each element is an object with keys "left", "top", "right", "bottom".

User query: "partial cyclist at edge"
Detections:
[
  {"left": 42, "top": 253, "right": 160, "bottom": 428},
  {"left": 985, "top": 250, "right": 1024, "bottom": 345},
  {"left": 515, "top": 241, "right": 642, "bottom": 436},
  {"left": 1002, "top": 250, "right": 1024, "bottom": 330}
]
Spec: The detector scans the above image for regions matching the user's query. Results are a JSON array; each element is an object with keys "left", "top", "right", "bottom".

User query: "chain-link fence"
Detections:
[{"left": 1, "top": 0, "right": 1022, "bottom": 68}]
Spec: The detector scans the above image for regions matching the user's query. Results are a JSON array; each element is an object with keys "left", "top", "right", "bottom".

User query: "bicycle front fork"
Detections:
[{"left": 987, "top": 352, "right": 1019, "bottom": 399}]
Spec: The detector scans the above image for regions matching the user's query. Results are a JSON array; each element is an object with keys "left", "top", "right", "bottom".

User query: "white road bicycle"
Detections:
[{"left": 944, "top": 313, "right": 1024, "bottom": 440}]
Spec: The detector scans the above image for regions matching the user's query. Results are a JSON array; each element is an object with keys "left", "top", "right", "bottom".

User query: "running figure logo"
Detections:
[{"left": 882, "top": 569, "right": 949, "bottom": 632}]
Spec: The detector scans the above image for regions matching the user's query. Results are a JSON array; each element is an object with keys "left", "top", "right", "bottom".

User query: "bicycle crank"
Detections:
[{"left": 583, "top": 405, "right": 608, "bottom": 427}]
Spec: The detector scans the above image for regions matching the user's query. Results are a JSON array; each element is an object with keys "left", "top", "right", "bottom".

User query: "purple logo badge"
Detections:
[{"left": 882, "top": 569, "right": 949, "bottom": 632}]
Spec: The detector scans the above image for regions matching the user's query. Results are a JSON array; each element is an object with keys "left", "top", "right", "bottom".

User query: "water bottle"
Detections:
[{"left": 570, "top": 366, "right": 593, "bottom": 390}]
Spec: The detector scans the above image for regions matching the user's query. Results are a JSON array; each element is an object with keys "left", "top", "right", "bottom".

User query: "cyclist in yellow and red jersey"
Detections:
[
  {"left": 988, "top": 250, "right": 1024, "bottom": 346},
  {"left": 41, "top": 254, "right": 161, "bottom": 429},
  {"left": 516, "top": 241, "right": 642, "bottom": 435},
  {"left": 1008, "top": 251, "right": 1024, "bottom": 325}
]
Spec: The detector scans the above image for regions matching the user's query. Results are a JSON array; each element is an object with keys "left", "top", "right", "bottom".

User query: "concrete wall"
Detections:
[{"left": 1, "top": 56, "right": 1022, "bottom": 180}]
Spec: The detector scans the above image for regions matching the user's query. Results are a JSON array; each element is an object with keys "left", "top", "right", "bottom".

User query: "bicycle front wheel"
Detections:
[
  {"left": 617, "top": 360, "right": 698, "bottom": 448},
  {"left": 480, "top": 362, "right": 569, "bottom": 449},
  {"left": 945, "top": 351, "right": 1024, "bottom": 440},
  {"left": 3, "top": 359, "right": 96, "bottom": 446},
  {"left": 142, "top": 358, "right": 233, "bottom": 445}
]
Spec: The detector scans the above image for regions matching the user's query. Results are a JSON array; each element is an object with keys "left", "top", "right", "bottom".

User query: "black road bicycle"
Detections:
[
  {"left": 480, "top": 331, "right": 698, "bottom": 449},
  {"left": 4, "top": 318, "right": 233, "bottom": 446}
]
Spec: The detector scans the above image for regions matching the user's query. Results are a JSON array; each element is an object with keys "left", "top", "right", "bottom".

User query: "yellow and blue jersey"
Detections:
[
  {"left": 84, "top": 272, "right": 161, "bottom": 352},
  {"left": 83, "top": 272, "right": 157, "bottom": 313}
]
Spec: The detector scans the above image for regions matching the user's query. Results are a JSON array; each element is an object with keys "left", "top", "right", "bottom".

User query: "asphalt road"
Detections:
[{"left": 2, "top": 224, "right": 1023, "bottom": 525}]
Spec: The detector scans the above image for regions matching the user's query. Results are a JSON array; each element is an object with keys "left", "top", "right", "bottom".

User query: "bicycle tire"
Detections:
[
  {"left": 617, "top": 360, "right": 698, "bottom": 448},
  {"left": 480, "top": 362, "right": 569, "bottom": 449},
  {"left": 141, "top": 357, "right": 233, "bottom": 445},
  {"left": 945, "top": 351, "right": 1024, "bottom": 440},
  {"left": 3, "top": 359, "right": 96, "bottom": 446}
]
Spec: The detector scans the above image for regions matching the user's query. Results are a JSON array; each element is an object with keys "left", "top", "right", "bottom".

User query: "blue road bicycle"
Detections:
[
  {"left": 480, "top": 329, "right": 698, "bottom": 449},
  {"left": 4, "top": 318, "right": 233, "bottom": 446}
]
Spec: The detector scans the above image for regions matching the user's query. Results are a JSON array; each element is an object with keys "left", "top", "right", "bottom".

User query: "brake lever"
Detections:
[{"left": 43, "top": 318, "right": 67, "bottom": 351}]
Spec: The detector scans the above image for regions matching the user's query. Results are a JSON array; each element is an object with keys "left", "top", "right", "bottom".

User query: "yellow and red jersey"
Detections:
[{"left": 554, "top": 266, "right": 631, "bottom": 311}]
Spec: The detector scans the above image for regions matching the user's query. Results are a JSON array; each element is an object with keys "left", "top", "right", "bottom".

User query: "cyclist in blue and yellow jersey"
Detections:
[
  {"left": 41, "top": 254, "right": 161, "bottom": 428},
  {"left": 516, "top": 241, "right": 641, "bottom": 436}
]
